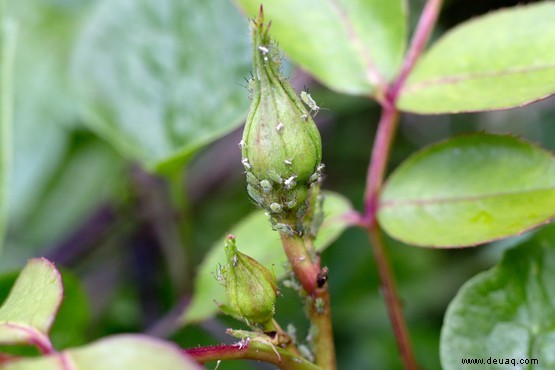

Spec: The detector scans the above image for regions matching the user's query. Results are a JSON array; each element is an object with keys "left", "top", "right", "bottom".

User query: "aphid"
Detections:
[
  {"left": 215, "top": 263, "right": 226, "bottom": 285},
  {"left": 270, "top": 202, "right": 283, "bottom": 213},
  {"left": 258, "top": 45, "right": 269, "bottom": 54},
  {"left": 268, "top": 170, "right": 283, "bottom": 184},
  {"left": 286, "top": 199, "right": 297, "bottom": 209},
  {"left": 274, "top": 223, "right": 295, "bottom": 235},
  {"left": 246, "top": 171, "right": 258, "bottom": 186},
  {"left": 284, "top": 175, "right": 297, "bottom": 189},
  {"left": 238, "top": 140, "right": 247, "bottom": 149},
  {"left": 228, "top": 329, "right": 281, "bottom": 362},
  {"left": 314, "top": 297, "right": 326, "bottom": 314},
  {"left": 309, "top": 172, "right": 320, "bottom": 184},
  {"left": 260, "top": 179, "right": 272, "bottom": 194},
  {"left": 247, "top": 184, "right": 264, "bottom": 205},
  {"left": 301, "top": 90, "right": 324, "bottom": 117},
  {"left": 241, "top": 157, "right": 252, "bottom": 170},
  {"left": 298, "top": 344, "right": 315, "bottom": 362}
]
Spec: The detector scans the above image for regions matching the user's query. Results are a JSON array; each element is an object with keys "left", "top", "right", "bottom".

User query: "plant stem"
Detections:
[
  {"left": 390, "top": 0, "right": 444, "bottom": 100},
  {"left": 279, "top": 233, "right": 336, "bottom": 370},
  {"left": 280, "top": 233, "right": 319, "bottom": 294},
  {"left": 185, "top": 342, "right": 321, "bottom": 370},
  {"left": 364, "top": 107, "right": 418, "bottom": 370},
  {"left": 308, "top": 285, "right": 335, "bottom": 370},
  {"left": 361, "top": 1, "right": 443, "bottom": 369}
]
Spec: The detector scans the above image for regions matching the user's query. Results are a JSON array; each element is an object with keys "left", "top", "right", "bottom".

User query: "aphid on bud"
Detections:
[
  {"left": 274, "top": 223, "right": 295, "bottom": 235},
  {"left": 286, "top": 199, "right": 297, "bottom": 209},
  {"left": 301, "top": 90, "right": 321, "bottom": 117},
  {"left": 284, "top": 175, "right": 297, "bottom": 189},
  {"left": 317, "top": 163, "right": 325, "bottom": 172},
  {"left": 270, "top": 202, "right": 283, "bottom": 213},
  {"left": 260, "top": 179, "right": 272, "bottom": 194},
  {"left": 309, "top": 172, "right": 320, "bottom": 184},
  {"left": 247, "top": 184, "right": 264, "bottom": 205},
  {"left": 215, "top": 263, "right": 226, "bottom": 285},
  {"left": 241, "top": 157, "right": 252, "bottom": 170},
  {"left": 238, "top": 140, "right": 247, "bottom": 149},
  {"left": 268, "top": 170, "right": 283, "bottom": 184},
  {"left": 246, "top": 171, "right": 258, "bottom": 186}
]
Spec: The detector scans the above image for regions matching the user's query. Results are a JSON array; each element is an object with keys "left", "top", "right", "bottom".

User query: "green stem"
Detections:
[{"left": 279, "top": 233, "right": 336, "bottom": 370}]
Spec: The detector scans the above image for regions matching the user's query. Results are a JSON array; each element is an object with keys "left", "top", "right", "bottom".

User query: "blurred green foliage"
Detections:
[{"left": 0, "top": 0, "right": 554, "bottom": 369}]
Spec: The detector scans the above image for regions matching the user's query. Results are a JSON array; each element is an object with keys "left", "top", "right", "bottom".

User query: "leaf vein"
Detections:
[
  {"left": 403, "top": 62, "right": 555, "bottom": 93},
  {"left": 380, "top": 186, "right": 555, "bottom": 208}
]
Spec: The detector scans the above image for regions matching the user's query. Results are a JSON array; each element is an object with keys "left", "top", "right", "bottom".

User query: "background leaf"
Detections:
[
  {"left": 71, "top": 0, "right": 252, "bottom": 173},
  {"left": 235, "top": 0, "right": 407, "bottom": 96},
  {"left": 6, "top": 0, "right": 88, "bottom": 228},
  {"left": 2, "top": 335, "right": 201, "bottom": 370},
  {"left": 0, "top": 259, "right": 62, "bottom": 346},
  {"left": 1, "top": 136, "right": 124, "bottom": 271},
  {"left": 397, "top": 2, "right": 555, "bottom": 113},
  {"left": 440, "top": 224, "right": 555, "bottom": 370},
  {"left": 0, "top": 17, "right": 16, "bottom": 254},
  {"left": 181, "top": 191, "right": 353, "bottom": 325},
  {"left": 0, "top": 269, "right": 90, "bottom": 351},
  {"left": 378, "top": 134, "right": 555, "bottom": 247}
]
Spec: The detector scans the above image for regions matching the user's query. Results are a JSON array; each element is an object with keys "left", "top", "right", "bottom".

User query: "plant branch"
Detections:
[
  {"left": 367, "top": 228, "right": 418, "bottom": 370},
  {"left": 279, "top": 233, "right": 336, "bottom": 370},
  {"left": 390, "top": 0, "right": 444, "bottom": 100},
  {"left": 360, "top": 1, "right": 443, "bottom": 369},
  {"left": 362, "top": 106, "right": 399, "bottom": 223},
  {"left": 184, "top": 342, "right": 321, "bottom": 370},
  {"left": 308, "top": 285, "right": 335, "bottom": 370}
]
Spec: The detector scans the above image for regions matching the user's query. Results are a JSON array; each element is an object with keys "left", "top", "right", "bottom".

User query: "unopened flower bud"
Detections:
[
  {"left": 241, "top": 8, "right": 322, "bottom": 218},
  {"left": 224, "top": 235, "right": 278, "bottom": 325}
]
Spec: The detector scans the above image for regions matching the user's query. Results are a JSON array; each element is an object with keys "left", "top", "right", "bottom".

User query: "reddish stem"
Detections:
[
  {"left": 184, "top": 342, "right": 320, "bottom": 370},
  {"left": 390, "top": 0, "right": 443, "bottom": 100},
  {"left": 280, "top": 233, "right": 319, "bottom": 294},
  {"left": 361, "top": 1, "right": 443, "bottom": 369}
]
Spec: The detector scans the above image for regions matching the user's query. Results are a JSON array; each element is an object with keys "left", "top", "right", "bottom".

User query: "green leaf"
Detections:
[
  {"left": 6, "top": 0, "right": 91, "bottom": 240},
  {"left": 71, "top": 0, "right": 252, "bottom": 173},
  {"left": 50, "top": 271, "right": 90, "bottom": 349},
  {"left": 235, "top": 0, "right": 407, "bottom": 96},
  {"left": 0, "top": 269, "right": 90, "bottom": 350},
  {"left": 0, "top": 258, "right": 63, "bottom": 347},
  {"left": 2, "top": 335, "right": 201, "bottom": 370},
  {"left": 0, "top": 17, "right": 16, "bottom": 254},
  {"left": 2, "top": 136, "right": 124, "bottom": 271},
  {"left": 441, "top": 224, "right": 555, "bottom": 370},
  {"left": 378, "top": 134, "right": 555, "bottom": 247},
  {"left": 181, "top": 191, "right": 353, "bottom": 325},
  {"left": 397, "top": 3, "right": 555, "bottom": 113}
]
